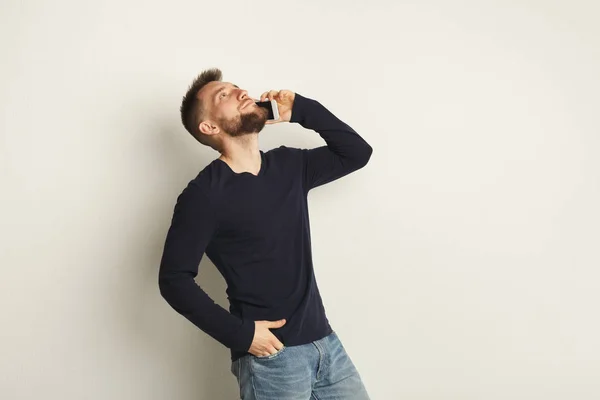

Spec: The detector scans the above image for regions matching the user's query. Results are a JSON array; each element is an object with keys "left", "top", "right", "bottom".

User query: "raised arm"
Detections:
[
  {"left": 290, "top": 93, "right": 373, "bottom": 191},
  {"left": 158, "top": 183, "right": 255, "bottom": 351}
]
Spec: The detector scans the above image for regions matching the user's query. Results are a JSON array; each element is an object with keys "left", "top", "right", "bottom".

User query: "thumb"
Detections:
[{"left": 269, "top": 319, "right": 286, "bottom": 328}]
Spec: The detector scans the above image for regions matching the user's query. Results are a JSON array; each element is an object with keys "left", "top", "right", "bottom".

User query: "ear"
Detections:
[{"left": 199, "top": 120, "right": 220, "bottom": 136}]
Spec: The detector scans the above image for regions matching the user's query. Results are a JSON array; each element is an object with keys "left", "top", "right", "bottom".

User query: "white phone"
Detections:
[{"left": 254, "top": 99, "right": 280, "bottom": 121}]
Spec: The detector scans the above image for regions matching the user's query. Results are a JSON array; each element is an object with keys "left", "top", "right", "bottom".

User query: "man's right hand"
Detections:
[{"left": 248, "top": 319, "right": 287, "bottom": 357}]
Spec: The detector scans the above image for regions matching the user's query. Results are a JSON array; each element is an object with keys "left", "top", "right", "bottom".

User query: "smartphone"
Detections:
[{"left": 254, "top": 99, "right": 280, "bottom": 121}]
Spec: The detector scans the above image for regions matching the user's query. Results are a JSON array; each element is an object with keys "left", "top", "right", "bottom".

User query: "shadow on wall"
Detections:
[{"left": 102, "top": 121, "right": 238, "bottom": 398}]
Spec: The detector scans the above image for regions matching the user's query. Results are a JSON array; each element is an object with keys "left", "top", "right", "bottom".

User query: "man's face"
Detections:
[{"left": 199, "top": 81, "right": 268, "bottom": 137}]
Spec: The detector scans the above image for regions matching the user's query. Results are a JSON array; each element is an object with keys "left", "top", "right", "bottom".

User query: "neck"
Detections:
[{"left": 218, "top": 134, "right": 261, "bottom": 175}]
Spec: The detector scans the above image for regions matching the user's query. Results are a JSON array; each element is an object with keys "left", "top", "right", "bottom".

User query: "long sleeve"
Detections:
[
  {"left": 289, "top": 93, "right": 373, "bottom": 192},
  {"left": 158, "top": 182, "right": 255, "bottom": 352}
]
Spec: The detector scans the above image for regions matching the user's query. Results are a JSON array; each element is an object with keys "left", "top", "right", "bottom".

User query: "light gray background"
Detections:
[{"left": 1, "top": 1, "right": 599, "bottom": 399}]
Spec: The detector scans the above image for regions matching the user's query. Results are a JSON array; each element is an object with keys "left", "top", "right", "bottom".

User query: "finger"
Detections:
[
  {"left": 267, "top": 90, "right": 278, "bottom": 101},
  {"left": 260, "top": 91, "right": 269, "bottom": 101},
  {"left": 265, "top": 118, "right": 280, "bottom": 125},
  {"left": 262, "top": 345, "right": 277, "bottom": 356}
]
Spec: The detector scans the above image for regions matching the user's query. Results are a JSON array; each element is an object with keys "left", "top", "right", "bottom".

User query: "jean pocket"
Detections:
[{"left": 253, "top": 345, "right": 286, "bottom": 360}]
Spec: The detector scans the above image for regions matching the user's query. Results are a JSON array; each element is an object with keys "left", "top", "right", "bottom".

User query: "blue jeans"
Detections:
[{"left": 230, "top": 330, "right": 370, "bottom": 399}]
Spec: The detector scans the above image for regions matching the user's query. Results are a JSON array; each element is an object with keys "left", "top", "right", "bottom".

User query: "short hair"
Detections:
[{"left": 180, "top": 68, "right": 223, "bottom": 151}]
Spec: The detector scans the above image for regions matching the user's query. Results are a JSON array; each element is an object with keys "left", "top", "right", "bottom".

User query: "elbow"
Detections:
[
  {"left": 158, "top": 269, "right": 195, "bottom": 305},
  {"left": 158, "top": 276, "right": 184, "bottom": 312},
  {"left": 364, "top": 143, "right": 373, "bottom": 163},
  {"left": 354, "top": 142, "right": 373, "bottom": 169},
  {"left": 158, "top": 271, "right": 177, "bottom": 302},
  {"left": 158, "top": 276, "right": 170, "bottom": 301}
]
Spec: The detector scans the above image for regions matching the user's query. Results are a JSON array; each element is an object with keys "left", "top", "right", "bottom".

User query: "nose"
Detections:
[{"left": 237, "top": 89, "right": 249, "bottom": 101}]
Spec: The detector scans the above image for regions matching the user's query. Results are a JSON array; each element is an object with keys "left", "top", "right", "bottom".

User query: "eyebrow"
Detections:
[{"left": 214, "top": 84, "right": 239, "bottom": 102}]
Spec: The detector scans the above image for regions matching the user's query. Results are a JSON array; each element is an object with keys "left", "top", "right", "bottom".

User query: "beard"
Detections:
[{"left": 219, "top": 106, "right": 268, "bottom": 138}]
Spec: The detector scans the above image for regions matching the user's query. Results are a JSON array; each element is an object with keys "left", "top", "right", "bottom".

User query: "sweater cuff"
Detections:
[
  {"left": 230, "top": 318, "right": 255, "bottom": 352},
  {"left": 289, "top": 92, "right": 309, "bottom": 124}
]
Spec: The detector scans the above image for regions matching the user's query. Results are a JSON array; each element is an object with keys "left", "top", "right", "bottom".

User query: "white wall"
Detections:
[{"left": 2, "top": 0, "right": 599, "bottom": 399}]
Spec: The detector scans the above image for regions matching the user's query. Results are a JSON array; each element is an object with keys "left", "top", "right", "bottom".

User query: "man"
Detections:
[{"left": 158, "top": 68, "right": 372, "bottom": 399}]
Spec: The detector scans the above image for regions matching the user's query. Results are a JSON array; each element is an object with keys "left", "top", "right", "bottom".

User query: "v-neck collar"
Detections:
[{"left": 216, "top": 150, "right": 264, "bottom": 177}]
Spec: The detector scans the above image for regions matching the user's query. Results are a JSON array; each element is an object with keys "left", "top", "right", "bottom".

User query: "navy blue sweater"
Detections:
[{"left": 158, "top": 93, "right": 372, "bottom": 362}]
